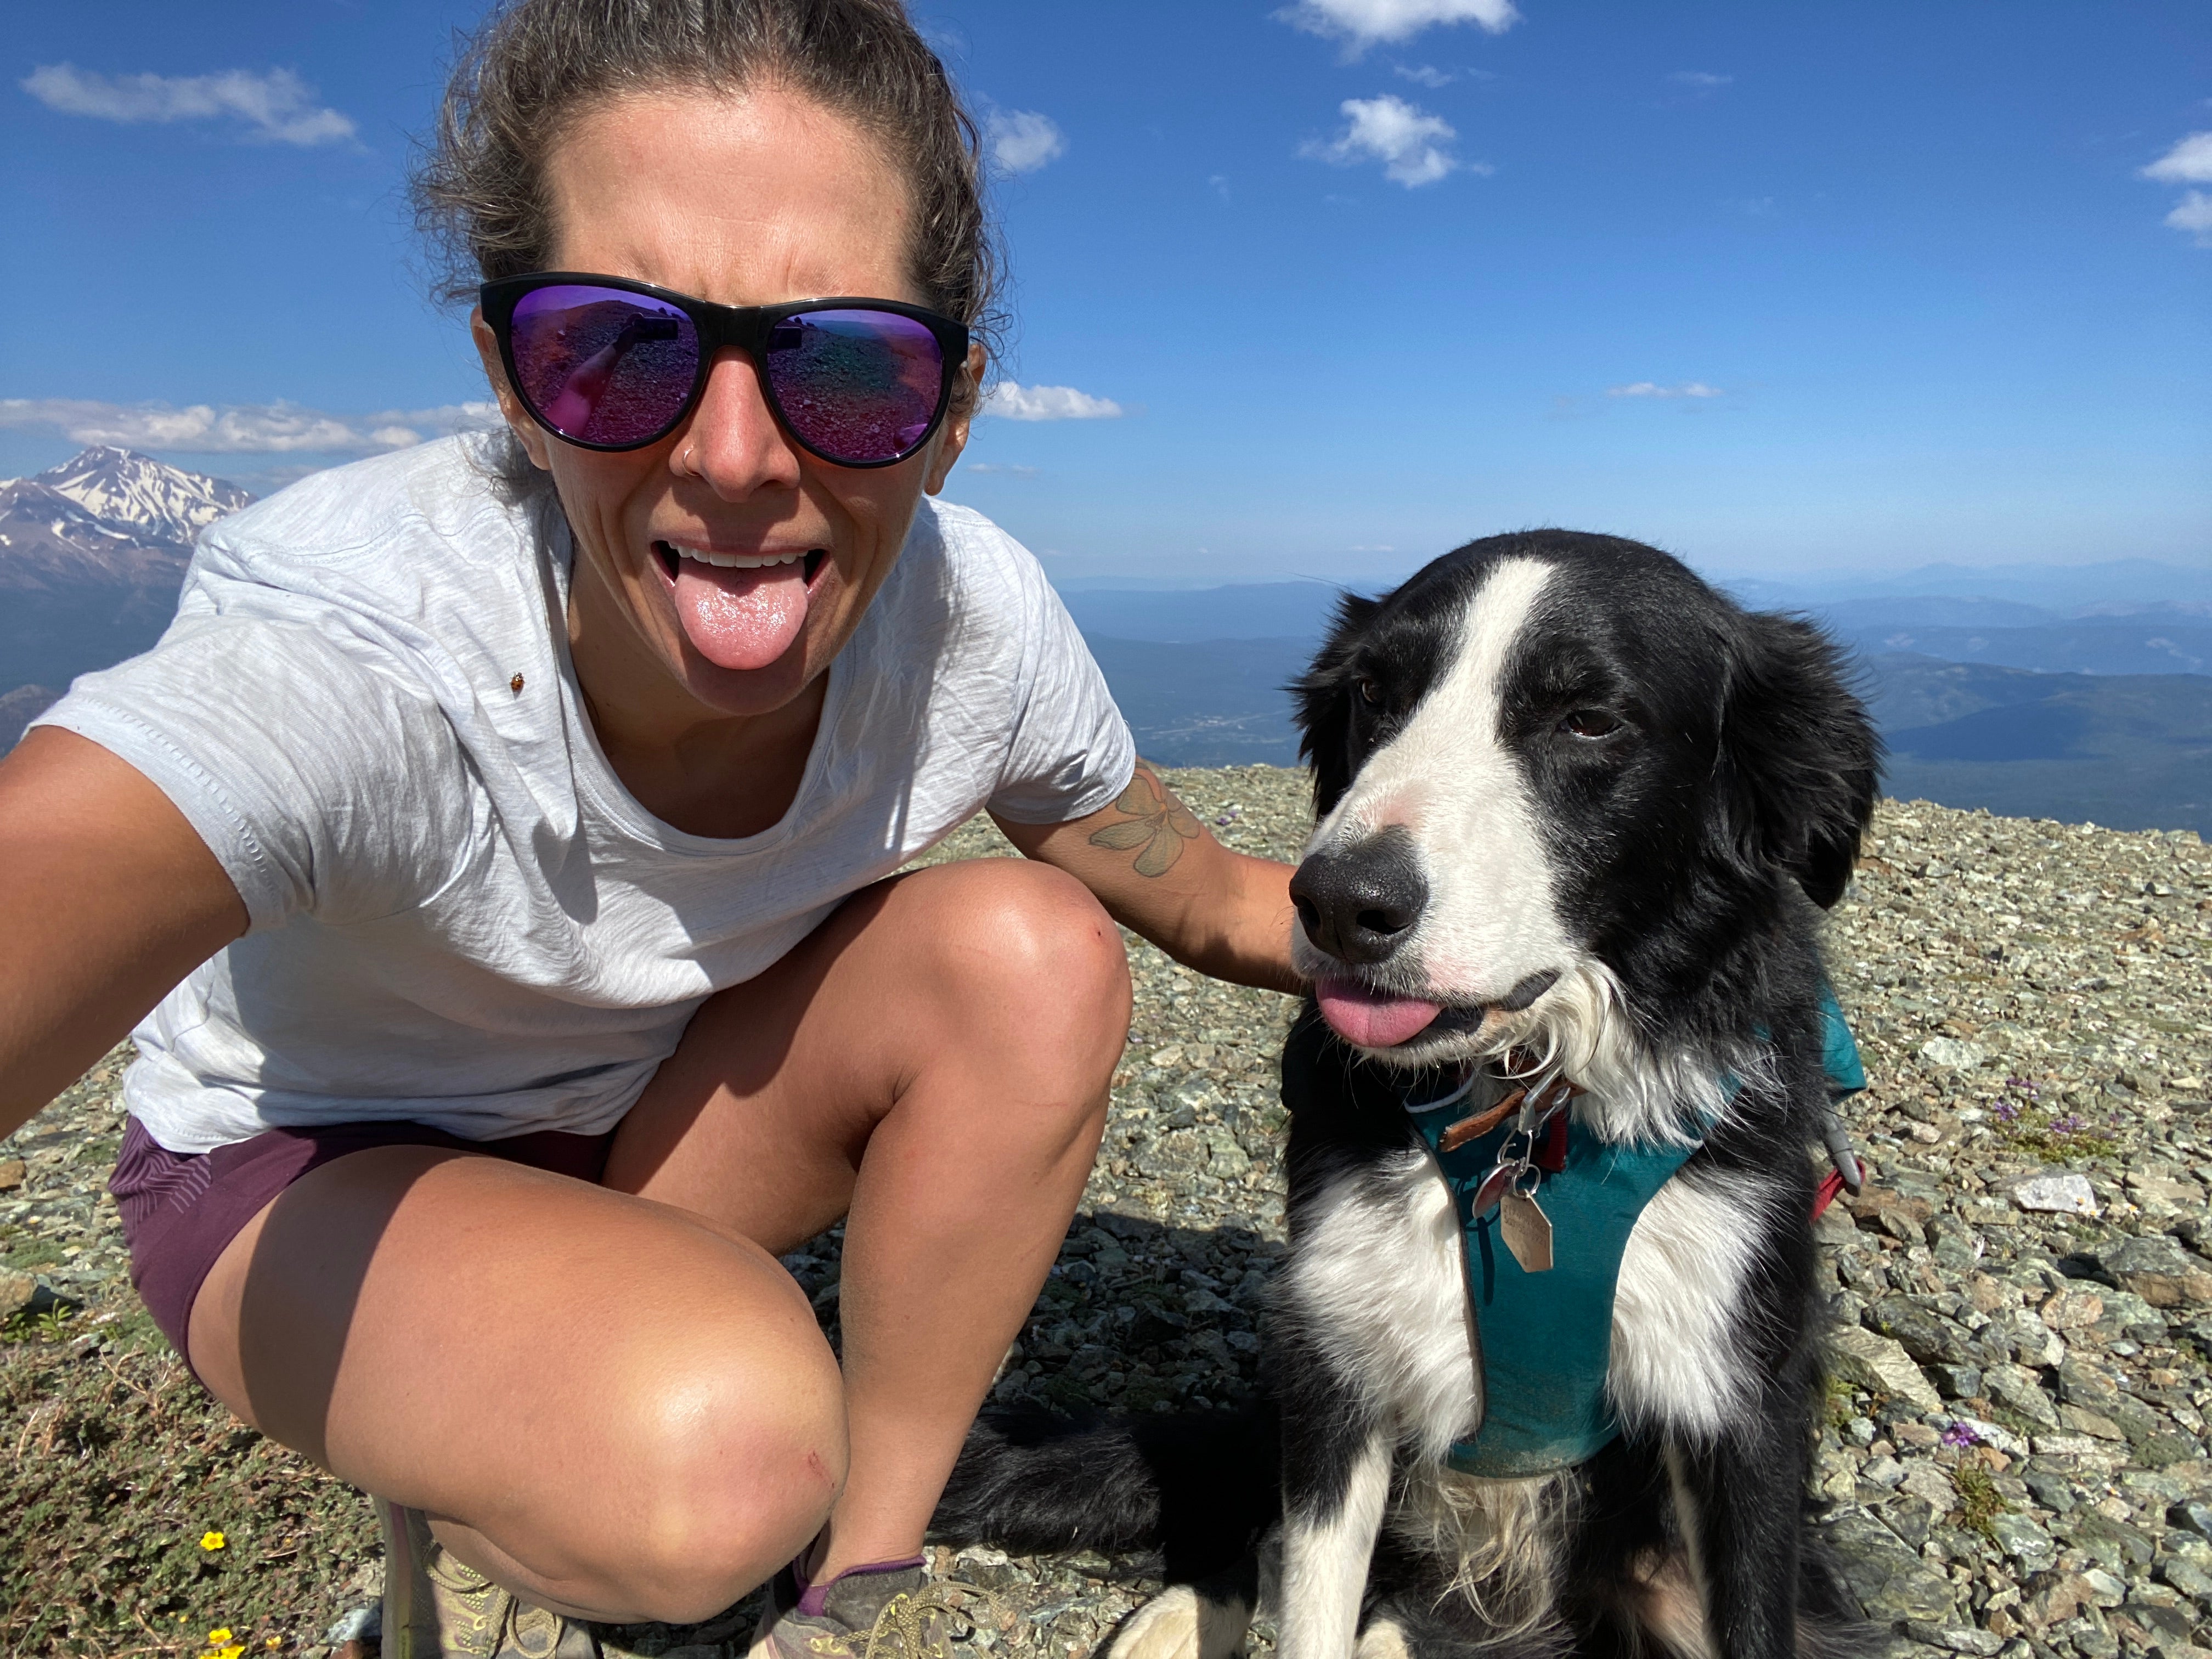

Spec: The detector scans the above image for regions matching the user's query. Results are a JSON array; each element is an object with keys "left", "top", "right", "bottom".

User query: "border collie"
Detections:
[{"left": 936, "top": 531, "right": 1881, "bottom": 1659}]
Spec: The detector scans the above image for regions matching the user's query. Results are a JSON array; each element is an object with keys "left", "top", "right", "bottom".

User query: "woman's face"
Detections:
[{"left": 472, "top": 86, "right": 977, "bottom": 727}]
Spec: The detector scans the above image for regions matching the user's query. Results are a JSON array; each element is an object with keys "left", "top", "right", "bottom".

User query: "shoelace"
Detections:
[{"left": 851, "top": 1583, "right": 1007, "bottom": 1659}]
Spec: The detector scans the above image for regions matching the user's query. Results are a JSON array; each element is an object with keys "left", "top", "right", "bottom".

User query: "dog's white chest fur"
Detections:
[{"left": 1283, "top": 1141, "right": 1763, "bottom": 1458}]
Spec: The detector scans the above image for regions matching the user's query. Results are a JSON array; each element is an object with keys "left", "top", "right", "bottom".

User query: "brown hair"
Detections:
[{"left": 413, "top": 0, "right": 1005, "bottom": 366}]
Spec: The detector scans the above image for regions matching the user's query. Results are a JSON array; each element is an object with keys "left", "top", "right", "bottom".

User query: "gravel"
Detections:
[{"left": 4, "top": 769, "right": 2209, "bottom": 1659}]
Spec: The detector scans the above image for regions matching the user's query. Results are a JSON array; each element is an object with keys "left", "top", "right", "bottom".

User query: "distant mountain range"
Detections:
[
  {"left": 0, "top": 447, "right": 252, "bottom": 728},
  {"left": 1060, "top": 573, "right": 2212, "bottom": 837},
  {"left": 2, "top": 452, "right": 2205, "bottom": 836}
]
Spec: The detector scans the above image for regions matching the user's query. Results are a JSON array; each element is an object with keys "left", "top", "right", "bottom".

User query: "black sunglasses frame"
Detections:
[{"left": 479, "top": 271, "right": 971, "bottom": 469}]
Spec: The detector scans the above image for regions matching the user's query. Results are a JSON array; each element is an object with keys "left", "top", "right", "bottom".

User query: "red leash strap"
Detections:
[{"left": 1811, "top": 1167, "right": 1847, "bottom": 1221}]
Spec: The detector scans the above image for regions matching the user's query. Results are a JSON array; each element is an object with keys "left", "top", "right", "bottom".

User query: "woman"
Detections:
[{"left": 0, "top": 2, "right": 1298, "bottom": 1653}]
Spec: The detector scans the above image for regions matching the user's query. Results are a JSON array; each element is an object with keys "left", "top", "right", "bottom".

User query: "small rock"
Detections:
[
  {"left": 2023, "top": 1471, "right": 2076, "bottom": 1513},
  {"left": 0, "top": 1269, "right": 35, "bottom": 1319},
  {"left": 2154, "top": 1556, "right": 2212, "bottom": 1600},
  {"left": 2098, "top": 1235, "right": 2212, "bottom": 1310},
  {"left": 1983, "top": 1362, "right": 2062, "bottom": 1428},
  {"left": 2014, "top": 1175, "right": 2100, "bottom": 1217},
  {"left": 1990, "top": 1513, "right": 2057, "bottom": 1570},
  {"left": 1900, "top": 1464, "right": 1960, "bottom": 1511},
  {"left": 1826, "top": 1508, "right": 1959, "bottom": 1626},
  {"left": 1930, "top": 1362, "right": 1985, "bottom": 1400},
  {"left": 1921, "top": 1037, "right": 1987, "bottom": 1070},
  {"left": 0, "top": 1157, "right": 24, "bottom": 1191},
  {"left": 1949, "top": 1415, "right": 2028, "bottom": 1457},
  {"left": 2079, "top": 1568, "right": 2128, "bottom": 1609},
  {"left": 1871, "top": 1295, "right": 1973, "bottom": 1366},
  {"left": 327, "top": 1605, "right": 381, "bottom": 1647},
  {"left": 2170, "top": 1500, "right": 2212, "bottom": 1541},
  {"left": 1905, "top": 1623, "right": 2004, "bottom": 1655},
  {"left": 2041, "top": 1289, "right": 2107, "bottom": 1330},
  {"left": 1863, "top": 1455, "right": 1908, "bottom": 1489},
  {"left": 1832, "top": 1327, "right": 1944, "bottom": 1413}
]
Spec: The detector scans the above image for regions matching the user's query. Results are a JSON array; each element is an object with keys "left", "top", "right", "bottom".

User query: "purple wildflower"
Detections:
[
  {"left": 1994, "top": 1101, "right": 2021, "bottom": 1122},
  {"left": 1940, "top": 1423, "right": 1980, "bottom": 1449},
  {"left": 2052, "top": 1113, "right": 2085, "bottom": 1135}
]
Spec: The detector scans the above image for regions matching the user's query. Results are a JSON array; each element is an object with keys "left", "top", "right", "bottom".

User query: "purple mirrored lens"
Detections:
[
  {"left": 765, "top": 310, "right": 945, "bottom": 463},
  {"left": 507, "top": 285, "right": 698, "bottom": 446}
]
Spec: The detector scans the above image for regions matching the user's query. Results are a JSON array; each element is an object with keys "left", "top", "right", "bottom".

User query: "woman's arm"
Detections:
[
  {"left": 994, "top": 759, "right": 1303, "bottom": 995},
  {"left": 0, "top": 727, "right": 247, "bottom": 1140}
]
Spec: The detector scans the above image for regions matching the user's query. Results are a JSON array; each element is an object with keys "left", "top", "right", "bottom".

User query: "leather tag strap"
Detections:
[{"left": 1438, "top": 1053, "right": 1581, "bottom": 1153}]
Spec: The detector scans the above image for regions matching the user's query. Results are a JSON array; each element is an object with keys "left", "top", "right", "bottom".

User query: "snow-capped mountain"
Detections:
[
  {"left": 36, "top": 445, "right": 253, "bottom": 545},
  {"left": 0, "top": 449, "right": 257, "bottom": 706},
  {"left": 0, "top": 448, "right": 253, "bottom": 590}
]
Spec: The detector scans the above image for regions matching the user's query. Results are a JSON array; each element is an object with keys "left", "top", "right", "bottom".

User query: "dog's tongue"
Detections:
[
  {"left": 670, "top": 555, "right": 809, "bottom": 672},
  {"left": 1315, "top": 979, "right": 1442, "bottom": 1048}
]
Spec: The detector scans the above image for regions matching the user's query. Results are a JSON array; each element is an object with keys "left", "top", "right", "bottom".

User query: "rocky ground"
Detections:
[{"left": 3, "top": 767, "right": 2208, "bottom": 1659}]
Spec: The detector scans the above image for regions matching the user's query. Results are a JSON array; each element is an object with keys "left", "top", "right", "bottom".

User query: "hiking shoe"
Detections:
[
  {"left": 378, "top": 1497, "right": 603, "bottom": 1658},
  {"left": 748, "top": 1554, "right": 1003, "bottom": 1659}
]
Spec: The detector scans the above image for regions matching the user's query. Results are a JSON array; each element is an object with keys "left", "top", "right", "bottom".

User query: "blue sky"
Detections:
[{"left": 3, "top": 0, "right": 2208, "bottom": 588}]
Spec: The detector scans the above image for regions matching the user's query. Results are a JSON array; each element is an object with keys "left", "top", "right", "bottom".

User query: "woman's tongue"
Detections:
[
  {"left": 670, "top": 554, "right": 810, "bottom": 673},
  {"left": 1314, "top": 978, "right": 1441, "bottom": 1048}
]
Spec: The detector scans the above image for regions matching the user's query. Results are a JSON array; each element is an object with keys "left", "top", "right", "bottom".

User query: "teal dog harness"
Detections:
[{"left": 1404, "top": 988, "right": 1865, "bottom": 1480}]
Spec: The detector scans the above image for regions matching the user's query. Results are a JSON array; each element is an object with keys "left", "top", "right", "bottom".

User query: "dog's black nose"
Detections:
[{"left": 1290, "top": 829, "right": 1429, "bottom": 966}]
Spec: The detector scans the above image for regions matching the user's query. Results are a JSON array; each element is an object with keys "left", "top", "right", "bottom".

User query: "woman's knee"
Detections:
[
  {"left": 906, "top": 859, "right": 1131, "bottom": 1064},
  {"left": 586, "top": 1301, "right": 848, "bottom": 1620}
]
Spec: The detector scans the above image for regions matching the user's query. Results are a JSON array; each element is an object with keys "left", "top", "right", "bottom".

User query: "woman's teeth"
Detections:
[{"left": 667, "top": 545, "right": 804, "bottom": 569}]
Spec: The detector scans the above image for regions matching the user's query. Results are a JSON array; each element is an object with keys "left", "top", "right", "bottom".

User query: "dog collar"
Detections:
[{"left": 1403, "top": 985, "right": 1865, "bottom": 1480}]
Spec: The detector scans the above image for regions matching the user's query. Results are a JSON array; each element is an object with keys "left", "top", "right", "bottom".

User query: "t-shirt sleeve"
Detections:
[
  {"left": 30, "top": 616, "right": 472, "bottom": 932},
  {"left": 985, "top": 555, "right": 1138, "bottom": 825}
]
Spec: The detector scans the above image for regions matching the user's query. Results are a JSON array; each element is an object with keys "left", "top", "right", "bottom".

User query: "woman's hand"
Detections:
[
  {"left": 0, "top": 727, "right": 247, "bottom": 1139},
  {"left": 995, "top": 760, "right": 1304, "bottom": 996}
]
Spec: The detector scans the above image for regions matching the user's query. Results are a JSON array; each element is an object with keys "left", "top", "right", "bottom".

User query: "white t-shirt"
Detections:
[{"left": 35, "top": 435, "right": 1135, "bottom": 1155}]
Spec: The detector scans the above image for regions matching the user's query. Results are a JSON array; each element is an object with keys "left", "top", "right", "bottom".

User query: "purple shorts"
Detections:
[{"left": 110, "top": 1115, "right": 614, "bottom": 1375}]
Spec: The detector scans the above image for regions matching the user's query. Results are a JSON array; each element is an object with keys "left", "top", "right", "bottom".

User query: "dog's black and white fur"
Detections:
[{"left": 935, "top": 532, "right": 1881, "bottom": 1659}]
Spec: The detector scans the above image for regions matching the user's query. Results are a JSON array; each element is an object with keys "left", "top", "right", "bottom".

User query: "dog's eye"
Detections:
[
  {"left": 1356, "top": 676, "right": 1383, "bottom": 707},
  {"left": 1560, "top": 709, "right": 1621, "bottom": 739}
]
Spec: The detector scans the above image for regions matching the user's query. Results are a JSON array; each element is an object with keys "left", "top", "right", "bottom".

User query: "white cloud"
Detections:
[
  {"left": 1304, "top": 95, "right": 1477, "bottom": 188},
  {"left": 21, "top": 64, "right": 357, "bottom": 146},
  {"left": 1395, "top": 64, "right": 1456, "bottom": 87},
  {"left": 2140, "top": 133, "right": 2212, "bottom": 247},
  {"left": 965, "top": 462, "right": 1040, "bottom": 476},
  {"left": 0, "top": 398, "right": 498, "bottom": 454},
  {"left": 982, "top": 383, "right": 1124, "bottom": 421},
  {"left": 1669, "top": 71, "right": 1732, "bottom": 88},
  {"left": 2142, "top": 132, "right": 2212, "bottom": 184},
  {"left": 2166, "top": 190, "right": 2212, "bottom": 248},
  {"left": 1279, "top": 0, "right": 1517, "bottom": 53},
  {"left": 1606, "top": 381, "right": 1723, "bottom": 399},
  {"left": 986, "top": 109, "right": 1065, "bottom": 174}
]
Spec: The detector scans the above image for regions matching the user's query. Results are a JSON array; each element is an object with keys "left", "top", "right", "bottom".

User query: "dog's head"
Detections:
[{"left": 1290, "top": 531, "right": 1878, "bottom": 1072}]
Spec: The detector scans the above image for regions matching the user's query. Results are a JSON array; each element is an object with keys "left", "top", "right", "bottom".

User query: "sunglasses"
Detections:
[{"left": 479, "top": 272, "right": 970, "bottom": 468}]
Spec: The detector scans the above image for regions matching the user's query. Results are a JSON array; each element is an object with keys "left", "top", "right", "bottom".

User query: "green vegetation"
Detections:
[
  {"left": 1951, "top": 1459, "right": 2008, "bottom": 1541},
  {"left": 0, "top": 1283, "right": 380, "bottom": 1657}
]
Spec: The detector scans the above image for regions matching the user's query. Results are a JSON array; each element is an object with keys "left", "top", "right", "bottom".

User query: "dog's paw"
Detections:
[
  {"left": 1355, "top": 1617, "right": 1413, "bottom": 1659},
  {"left": 1106, "top": 1585, "right": 1254, "bottom": 1659}
]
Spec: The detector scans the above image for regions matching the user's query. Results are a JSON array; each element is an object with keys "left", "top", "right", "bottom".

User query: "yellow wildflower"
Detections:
[
  {"left": 208, "top": 1633, "right": 234, "bottom": 1645},
  {"left": 200, "top": 1530, "right": 228, "bottom": 1551}
]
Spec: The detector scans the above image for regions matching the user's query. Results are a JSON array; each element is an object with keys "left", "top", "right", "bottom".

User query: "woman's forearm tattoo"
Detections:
[{"left": 1088, "top": 761, "right": 1204, "bottom": 877}]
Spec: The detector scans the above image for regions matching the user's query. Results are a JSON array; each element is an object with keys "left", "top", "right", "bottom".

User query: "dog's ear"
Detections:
[
  {"left": 1293, "top": 592, "right": 1380, "bottom": 817},
  {"left": 1717, "top": 612, "right": 1881, "bottom": 909}
]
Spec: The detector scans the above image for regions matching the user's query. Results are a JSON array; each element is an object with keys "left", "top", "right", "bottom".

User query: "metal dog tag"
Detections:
[
  {"left": 1499, "top": 1188, "right": 1554, "bottom": 1273},
  {"left": 1471, "top": 1162, "right": 1517, "bottom": 1218}
]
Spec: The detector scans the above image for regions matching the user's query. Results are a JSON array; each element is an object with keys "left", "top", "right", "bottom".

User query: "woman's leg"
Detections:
[
  {"left": 183, "top": 856, "right": 1127, "bottom": 1623},
  {"left": 189, "top": 1147, "right": 845, "bottom": 1623},
  {"left": 603, "top": 856, "right": 1130, "bottom": 1581}
]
